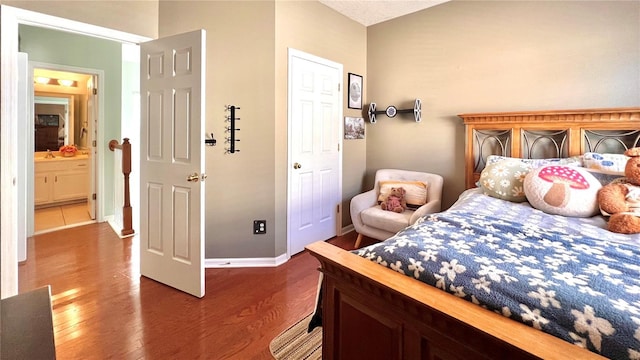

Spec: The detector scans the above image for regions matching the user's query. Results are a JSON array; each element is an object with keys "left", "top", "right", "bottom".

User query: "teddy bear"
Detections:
[
  {"left": 380, "top": 187, "right": 407, "bottom": 213},
  {"left": 597, "top": 147, "right": 640, "bottom": 234}
]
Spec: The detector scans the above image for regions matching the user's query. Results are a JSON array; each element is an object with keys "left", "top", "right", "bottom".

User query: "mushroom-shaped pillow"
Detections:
[{"left": 524, "top": 165, "right": 602, "bottom": 217}]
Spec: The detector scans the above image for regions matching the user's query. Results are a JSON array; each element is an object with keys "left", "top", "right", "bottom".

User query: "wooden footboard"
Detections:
[{"left": 306, "top": 241, "right": 605, "bottom": 360}]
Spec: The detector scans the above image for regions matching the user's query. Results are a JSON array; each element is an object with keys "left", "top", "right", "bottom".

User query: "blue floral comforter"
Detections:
[{"left": 354, "top": 189, "right": 640, "bottom": 359}]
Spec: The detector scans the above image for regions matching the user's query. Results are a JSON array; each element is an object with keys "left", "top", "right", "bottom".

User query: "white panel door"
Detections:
[
  {"left": 140, "top": 30, "right": 206, "bottom": 298},
  {"left": 288, "top": 49, "right": 342, "bottom": 256}
]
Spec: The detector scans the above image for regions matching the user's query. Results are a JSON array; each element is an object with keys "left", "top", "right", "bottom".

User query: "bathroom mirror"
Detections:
[{"left": 34, "top": 93, "right": 74, "bottom": 152}]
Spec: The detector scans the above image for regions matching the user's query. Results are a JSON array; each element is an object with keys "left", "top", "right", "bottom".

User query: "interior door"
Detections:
[
  {"left": 86, "top": 75, "right": 97, "bottom": 220},
  {"left": 140, "top": 30, "right": 206, "bottom": 298},
  {"left": 288, "top": 49, "right": 342, "bottom": 255}
]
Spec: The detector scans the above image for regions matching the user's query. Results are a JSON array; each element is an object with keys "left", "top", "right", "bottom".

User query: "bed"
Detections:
[{"left": 306, "top": 107, "right": 640, "bottom": 360}]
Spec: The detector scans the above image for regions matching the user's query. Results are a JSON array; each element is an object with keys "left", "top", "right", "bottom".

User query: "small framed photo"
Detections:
[
  {"left": 344, "top": 116, "right": 365, "bottom": 140},
  {"left": 347, "top": 73, "right": 363, "bottom": 109}
]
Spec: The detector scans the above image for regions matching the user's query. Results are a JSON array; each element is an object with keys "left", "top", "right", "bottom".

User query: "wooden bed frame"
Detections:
[{"left": 306, "top": 107, "right": 640, "bottom": 360}]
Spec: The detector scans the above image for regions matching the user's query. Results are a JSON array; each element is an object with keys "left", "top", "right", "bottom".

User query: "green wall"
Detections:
[{"left": 19, "top": 24, "right": 122, "bottom": 218}]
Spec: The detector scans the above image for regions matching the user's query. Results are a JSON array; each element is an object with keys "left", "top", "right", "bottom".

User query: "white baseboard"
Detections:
[
  {"left": 205, "top": 252, "right": 289, "bottom": 268},
  {"left": 128, "top": 225, "right": 354, "bottom": 269},
  {"left": 205, "top": 228, "right": 355, "bottom": 268}
]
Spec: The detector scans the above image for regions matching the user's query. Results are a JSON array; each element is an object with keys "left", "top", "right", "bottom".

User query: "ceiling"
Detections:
[{"left": 318, "top": 0, "right": 450, "bottom": 26}]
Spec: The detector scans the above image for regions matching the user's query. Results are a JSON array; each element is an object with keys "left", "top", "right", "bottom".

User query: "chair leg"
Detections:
[{"left": 354, "top": 233, "right": 363, "bottom": 249}]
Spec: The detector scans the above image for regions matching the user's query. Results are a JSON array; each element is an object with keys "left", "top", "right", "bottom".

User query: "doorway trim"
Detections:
[
  {"left": 1, "top": 4, "right": 151, "bottom": 297},
  {"left": 28, "top": 61, "right": 104, "bottom": 236}
]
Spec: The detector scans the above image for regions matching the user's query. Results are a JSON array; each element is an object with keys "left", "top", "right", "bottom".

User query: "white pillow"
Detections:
[
  {"left": 524, "top": 165, "right": 602, "bottom": 217},
  {"left": 378, "top": 180, "right": 428, "bottom": 209},
  {"left": 582, "top": 152, "right": 629, "bottom": 175}
]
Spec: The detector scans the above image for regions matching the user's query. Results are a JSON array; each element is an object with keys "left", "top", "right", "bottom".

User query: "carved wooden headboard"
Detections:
[{"left": 458, "top": 107, "right": 640, "bottom": 189}]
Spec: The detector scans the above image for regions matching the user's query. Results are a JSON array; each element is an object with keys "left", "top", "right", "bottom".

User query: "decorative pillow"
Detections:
[
  {"left": 478, "top": 160, "right": 531, "bottom": 202},
  {"left": 524, "top": 165, "right": 602, "bottom": 217},
  {"left": 378, "top": 180, "right": 428, "bottom": 209},
  {"left": 486, "top": 155, "right": 583, "bottom": 168},
  {"left": 582, "top": 152, "right": 629, "bottom": 175}
]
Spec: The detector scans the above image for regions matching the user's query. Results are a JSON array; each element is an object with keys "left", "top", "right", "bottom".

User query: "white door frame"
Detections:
[
  {"left": 28, "top": 61, "right": 104, "bottom": 236},
  {"left": 286, "top": 48, "right": 343, "bottom": 257},
  {"left": 0, "top": 5, "right": 150, "bottom": 297}
]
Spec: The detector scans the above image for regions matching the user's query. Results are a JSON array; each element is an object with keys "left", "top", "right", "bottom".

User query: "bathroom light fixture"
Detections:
[
  {"left": 58, "top": 79, "right": 75, "bottom": 87},
  {"left": 35, "top": 76, "right": 51, "bottom": 84},
  {"left": 34, "top": 77, "right": 77, "bottom": 87}
]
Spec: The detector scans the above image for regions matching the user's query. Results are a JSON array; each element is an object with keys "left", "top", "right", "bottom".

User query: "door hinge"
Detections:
[
  {"left": 337, "top": 204, "right": 340, "bottom": 213},
  {"left": 93, "top": 88, "right": 97, "bottom": 95},
  {"left": 338, "top": 83, "right": 340, "bottom": 92},
  {"left": 337, "top": 143, "right": 340, "bottom": 152},
  {"left": 92, "top": 193, "right": 97, "bottom": 200},
  {"left": 92, "top": 140, "right": 97, "bottom": 147}
]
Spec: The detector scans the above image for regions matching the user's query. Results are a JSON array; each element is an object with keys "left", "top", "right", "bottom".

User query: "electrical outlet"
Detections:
[{"left": 253, "top": 220, "right": 266, "bottom": 234}]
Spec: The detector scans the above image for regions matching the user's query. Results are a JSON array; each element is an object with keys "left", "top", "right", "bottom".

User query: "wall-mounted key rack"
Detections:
[{"left": 225, "top": 105, "right": 240, "bottom": 154}]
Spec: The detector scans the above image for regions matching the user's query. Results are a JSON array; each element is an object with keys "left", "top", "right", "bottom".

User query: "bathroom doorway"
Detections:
[{"left": 29, "top": 64, "right": 100, "bottom": 235}]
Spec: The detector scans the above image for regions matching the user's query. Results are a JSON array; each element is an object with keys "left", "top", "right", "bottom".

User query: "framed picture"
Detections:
[
  {"left": 344, "top": 116, "right": 365, "bottom": 140},
  {"left": 347, "top": 73, "right": 363, "bottom": 109}
]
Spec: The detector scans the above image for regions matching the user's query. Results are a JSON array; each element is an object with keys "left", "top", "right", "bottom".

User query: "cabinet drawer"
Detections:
[
  {"left": 66, "top": 161, "right": 89, "bottom": 172},
  {"left": 35, "top": 159, "right": 89, "bottom": 173}
]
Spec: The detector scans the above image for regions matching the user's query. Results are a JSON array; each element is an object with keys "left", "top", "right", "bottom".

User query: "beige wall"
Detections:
[
  {"left": 366, "top": 1, "right": 640, "bottom": 209},
  {"left": 160, "top": 1, "right": 367, "bottom": 258},
  {"left": 275, "top": 1, "right": 367, "bottom": 255},
  {"left": 3, "top": 0, "right": 158, "bottom": 38},
  {"left": 159, "top": 1, "right": 277, "bottom": 258}
]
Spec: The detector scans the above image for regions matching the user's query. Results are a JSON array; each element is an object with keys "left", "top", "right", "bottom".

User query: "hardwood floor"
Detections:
[{"left": 18, "top": 223, "right": 378, "bottom": 359}]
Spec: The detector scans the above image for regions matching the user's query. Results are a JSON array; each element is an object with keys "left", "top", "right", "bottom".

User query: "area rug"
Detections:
[{"left": 269, "top": 314, "right": 322, "bottom": 360}]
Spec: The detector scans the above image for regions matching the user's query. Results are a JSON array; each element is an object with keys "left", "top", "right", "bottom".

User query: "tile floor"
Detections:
[{"left": 34, "top": 202, "right": 93, "bottom": 233}]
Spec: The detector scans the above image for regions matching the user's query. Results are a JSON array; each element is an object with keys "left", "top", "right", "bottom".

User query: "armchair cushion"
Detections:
[
  {"left": 377, "top": 180, "right": 428, "bottom": 209},
  {"left": 361, "top": 206, "right": 413, "bottom": 234}
]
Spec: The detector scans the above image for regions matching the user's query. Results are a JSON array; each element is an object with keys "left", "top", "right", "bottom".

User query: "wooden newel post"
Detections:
[
  {"left": 109, "top": 138, "right": 135, "bottom": 236},
  {"left": 121, "top": 138, "right": 134, "bottom": 236}
]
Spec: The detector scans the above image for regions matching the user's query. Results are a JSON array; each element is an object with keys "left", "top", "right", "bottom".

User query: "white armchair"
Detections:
[{"left": 350, "top": 169, "right": 444, "bottom": 248}]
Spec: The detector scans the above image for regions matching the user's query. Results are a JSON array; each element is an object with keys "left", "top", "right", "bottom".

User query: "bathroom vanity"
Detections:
[{"left": 34, "top": 154, "right": 89, "bottom": 207}]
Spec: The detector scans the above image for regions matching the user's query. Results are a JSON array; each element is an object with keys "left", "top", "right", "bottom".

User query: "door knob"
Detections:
[
  {"left": 187, "top": 173, "right": 200, "bottom": 182},
  {"left": 293, "top": 162, "right": 302, "bottom": 169}
]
